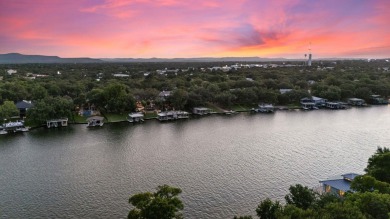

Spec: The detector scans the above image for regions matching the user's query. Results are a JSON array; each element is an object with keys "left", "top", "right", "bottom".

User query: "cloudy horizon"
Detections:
[{"left": 1, "top": 0, "right": 389, "bottom": 59}]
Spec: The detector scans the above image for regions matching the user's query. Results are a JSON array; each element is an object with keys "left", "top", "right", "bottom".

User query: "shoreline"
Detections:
[{"left": 23, "top": 104, "right": 382, "bottom": 130}]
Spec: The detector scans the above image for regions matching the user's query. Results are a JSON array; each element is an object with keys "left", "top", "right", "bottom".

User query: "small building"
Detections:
[
  {"left": 279, "top": 89, "right": 293, "bottom": 94},
  {"left": 320, "top": 173, "right": 360, "bottom": 197},
  {"left": 192, "top": 107, "right": 212, "bottom": 115},
  {"left": 3, "top": 120, "right": 29, "bottom": 133},
  {"left": 252, "top": 104, "right": 274, "bottom": 113},
  {"left": 46, "top": 118, "right": 68, "bottom": 128},
  {"left": 348, "top": 98, "right": 365, "bottom": 106},
  {"left": 113, "top": 73, "right": 129, "bottom": 77},
  {"left": 16, "top": 100, "right": 34, "bottom": 118},
  {"left": 370, "top": 95, "right": 388, "bottom": 105},
  {"left": 86, "top": 116, "right": 104, "bottom": 127},
  {"left": 300, "top": 96, "right": 327, "bottom": 108},
  {"left": 158, "top": 91, "right": 171, "bottom": 101},
  {"left": 128, "top": 113, "right": 144, "bottom": 123},
  {"left": 325, "top": 102, "right": 345, "bottom": 109},
  {"left": 157, "top": 111, "right": 189, "bottom": 121},
  {"left": 301, "top": 102, "right": 317, "bottom": 110}
]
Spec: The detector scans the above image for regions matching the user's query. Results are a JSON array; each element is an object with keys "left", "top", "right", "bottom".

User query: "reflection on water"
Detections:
[{"left": 1, "top": 106, "right": 390, "bottom": 218}]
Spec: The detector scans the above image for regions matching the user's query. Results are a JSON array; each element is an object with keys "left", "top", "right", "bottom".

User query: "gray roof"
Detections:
[
  {"left": 16, "top": 100, "right": 33, "bottom": 109},
  {"left": 348, "top": 98, "right": 364, "bottom": 101},
  {"left": 312, "top": 96, "right": 325, "bottom": 101}
]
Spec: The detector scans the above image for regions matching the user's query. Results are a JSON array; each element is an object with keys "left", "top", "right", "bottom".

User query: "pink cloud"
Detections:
[{"left": 0, "top": 0, "right": 389, "bottom": 58}]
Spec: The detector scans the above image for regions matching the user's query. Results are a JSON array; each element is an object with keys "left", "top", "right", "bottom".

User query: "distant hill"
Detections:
[
  {"left": 101, "top": 57, "right": 295, "bottom": 63},
  {"left": 0, "top": 53, "right": 103, "bottom": 64},
  {"left": 0, "top": 53, "right": 310, "bottom": 64}
]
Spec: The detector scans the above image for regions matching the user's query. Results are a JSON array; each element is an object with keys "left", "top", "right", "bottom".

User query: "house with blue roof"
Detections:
[
  {"left": 15, "top": 100, "right": 34, "bottom": 118},
  {"left": 319, "top": 173, "right": 360, "bottom": 196}
]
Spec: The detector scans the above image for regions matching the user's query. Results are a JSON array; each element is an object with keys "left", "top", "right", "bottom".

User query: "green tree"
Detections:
[
  {"left": 285, "top": 184, "right": 317, "bottom": 210},
  {"left": 351, "top": 175, "right": 390, "bottom": 194},
  {"left": 314, "top": 193, "right": 341, "bottom": 209},
  {"left": 102, "top": 83, "right": 136, "bottom": 113},
  {"left": 323, "top": 202, "right": 365, "bottom": 219},
  {"left": 0, "top": 100, "right": 19, "bottom": 121},
  {"left": 256, "top": 198, "right": 281, "bottom": 219},
  {"left": 365, "top": 147, "right": 390, "bottom": 183},
  {"left": 128, "top": 185, "right": 184, "bottom": 219},
  {"left": 233, "top": 216, "right": 253, "bottom": 219},
  {"left": 26, "top": 96, "right": 74, "bottom": 125},
  {"left": 345, "top": 191, "right": 390, "bottom": 219},
  {"left": 169, "top": 89, "right": 188, "bottom": 110}
]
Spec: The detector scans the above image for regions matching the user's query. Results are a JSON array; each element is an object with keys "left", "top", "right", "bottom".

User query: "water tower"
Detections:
[
  {"left": 307, "top": 43, "right": 312, "bottom": 66},
  {"left": 306, "top": 43, "right": 312, "bottom": 66}
]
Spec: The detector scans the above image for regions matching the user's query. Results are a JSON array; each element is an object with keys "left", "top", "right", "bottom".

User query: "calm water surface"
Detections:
[{"left": 1, "top": 106, "right": 390, "bottom": 218}]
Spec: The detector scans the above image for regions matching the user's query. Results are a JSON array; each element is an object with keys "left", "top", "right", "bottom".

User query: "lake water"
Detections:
[{"left": 1, "top": 106, "right": 389, "bottom": 218}]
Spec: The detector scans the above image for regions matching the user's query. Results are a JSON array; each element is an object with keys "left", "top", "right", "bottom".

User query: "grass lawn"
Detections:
[
  {"left": 205, "top": 103, "right": 225, "bottom": 113},
  {"left": 144, "top": 112, "right": 157, "bottom": 119},
  {"left": 72, "top": 114, "right": 87, "bottom": 123},
  {"left": 232, "top": 105, "right": 253, "bottom": 111},
  {"left": 286, "top": 104, "right": 301, "bottom": 109},
  {"left": 104, "top": 113, "right": 127, "bottom": 122}
]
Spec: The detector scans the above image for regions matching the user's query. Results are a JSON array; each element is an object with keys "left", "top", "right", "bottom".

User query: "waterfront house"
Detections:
[
  {"left": 319, "top": 173, "right": 359, "bottom": 197},
  {"left": 300, "top": 96, "right": 327, "bottom": 108},
  {"left": 16, "top": 100, "right": 34, "bottom": 118},
  {"left": 193, "top": 107, "right": 212, "bottom": 115},
  {"left": 128, "top": 113, "right": 144, "bottom": 123},
  {"left": 348, "top": 98, "right": 365, "bottom": 106},
  {"left": 46, "top": 118, "right": 68, "bottom": 128},
  {"left": 86, "top": 116, "right": 104, "bottom": 127}
]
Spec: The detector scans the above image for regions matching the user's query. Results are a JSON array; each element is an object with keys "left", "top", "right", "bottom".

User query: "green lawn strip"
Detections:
[
  {"left": 144, "top": 112, "right": 157, "bottom": 119},
  {"left": 72, "top": 114, "right": 87, "bottom": 123},
  {"left": 205, "top": 103, "right": 225, "bottom": 113},
  {"left": 232, "top": 105, "right": 253, "bottom": 111},
  {"left": 286, "top": 104, "right": 301, "bottom": 109},
  {"left": 104, "top": 113, "right": 127, "bottom": 122}
]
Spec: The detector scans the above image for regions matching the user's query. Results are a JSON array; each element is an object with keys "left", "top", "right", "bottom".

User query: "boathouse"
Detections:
[
  {"left": 46, "top": 118, "right": 68, "bottom": 128},
  {"left": 348, "top": 98, "right": 365, "bottom": 106},
  {"left": 192, "top": 107, "right": 212, "bottom": 115},
  {"left": 319, "top": 173, "right": 359, "bottom": 197},
  {"left": 252, "top": 104, "right": 274, "bottom": 113},
  {"left": 325, "top": 102, "right": 345, "bottom": 109},
  {"left": 128, "top": 113, "right": 144, "bottom": 123},
  {"left": 86, "top": 116, "right": 104, "bottom": 127},
  {"left": 157, "top": 111, "right": 190, "bottom": 121}
]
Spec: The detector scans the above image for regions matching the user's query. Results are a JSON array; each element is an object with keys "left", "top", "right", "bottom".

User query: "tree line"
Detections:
[{"left": 1, "top": 59, "right": 389, "bottom": 125}]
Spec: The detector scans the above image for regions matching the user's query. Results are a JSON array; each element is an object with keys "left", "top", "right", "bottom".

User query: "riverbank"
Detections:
[{"left": 19, "top": 104, "right": 380, "bottom": 131}]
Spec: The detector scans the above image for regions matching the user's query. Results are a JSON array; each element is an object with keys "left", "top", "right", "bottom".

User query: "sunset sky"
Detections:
[{"left": 1, "top": 0, "right": 389, "bottom": 58}]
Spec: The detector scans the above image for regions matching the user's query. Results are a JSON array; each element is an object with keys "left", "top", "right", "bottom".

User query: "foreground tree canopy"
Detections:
[
  {"left": 246, "top": 147, "right": 390, "bottom": 219},
  {"left": 128, "top": 185, "right": 183, "bottom": 219},
  {"left": 129, "top": 148, "right": 390, "bottom": 218}
]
